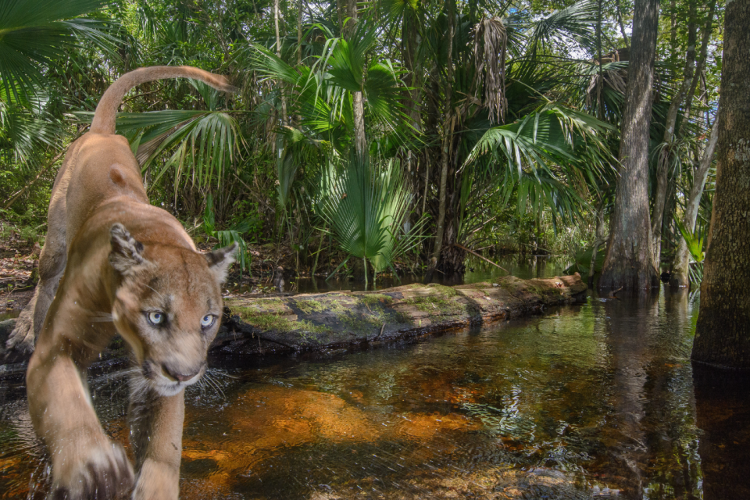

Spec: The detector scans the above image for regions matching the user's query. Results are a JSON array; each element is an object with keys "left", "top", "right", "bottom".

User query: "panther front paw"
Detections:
[
  {"left": 5, "top": 308, "right": 35, "bottom": 360},
  {"left": 50, "top": 441, "right": 134, "bottom": 500}
]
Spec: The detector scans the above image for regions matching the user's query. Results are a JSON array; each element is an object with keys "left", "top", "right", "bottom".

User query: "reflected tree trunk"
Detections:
[
  {"left": 691, "top": 0, "right": 750, "bottom": 369},
  {"left": 598, "top": 0, "right": 660, "bottom": 292},
  {"left": 693, "top": 368, "right": 750, "bottom": 499},
  {"left": 604, "top": 292, "right": 659, "bottom": 496}
]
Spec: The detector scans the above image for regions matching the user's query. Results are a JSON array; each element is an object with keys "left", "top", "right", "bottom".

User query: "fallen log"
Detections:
[
  {"left": 212, "top": 274, "right": 587, "bottom": 356},
  {"left": 1, "top": 274, "right": 586, "bottom": 374}
]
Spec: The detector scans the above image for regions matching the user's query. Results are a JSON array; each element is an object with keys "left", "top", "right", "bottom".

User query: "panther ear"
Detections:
[
  {"left": 205, "top": 242, "right": 238, "bottom": 285},
  {"left": 109, "top": 223, "right": 147, "bottom": 275}
]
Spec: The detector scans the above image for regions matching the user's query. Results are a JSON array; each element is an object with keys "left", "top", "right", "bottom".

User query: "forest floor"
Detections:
[{"left": 0, "top": 231, "right": 38, "bottom": 314}]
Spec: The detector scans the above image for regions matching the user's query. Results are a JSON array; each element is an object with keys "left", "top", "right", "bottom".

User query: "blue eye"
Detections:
[
  {"left": 147, "top": 311, "right": 165, "bottom": 325},
  {"left": 201, "top": 314, "right": 215, "bottom": 328}
]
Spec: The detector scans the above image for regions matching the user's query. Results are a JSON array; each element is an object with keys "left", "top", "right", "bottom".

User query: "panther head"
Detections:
[{"left": 108, "top": 223, "right": 236, "bottom": 397}]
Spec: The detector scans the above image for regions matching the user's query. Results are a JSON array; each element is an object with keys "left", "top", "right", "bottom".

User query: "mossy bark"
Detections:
[{"left": 212, "top": 274, "right": 586, "bottom": 355}]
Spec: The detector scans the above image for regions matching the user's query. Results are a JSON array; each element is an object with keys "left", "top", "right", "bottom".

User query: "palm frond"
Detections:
[
  {"left": 318, "top": 155, "right": 421, "bottom": 276},
  {"left": 526, "top": 0, "right": 598, "bottom": 58},
  {"left": 0, "top": 0, "right": 115, "bottom": 101}
]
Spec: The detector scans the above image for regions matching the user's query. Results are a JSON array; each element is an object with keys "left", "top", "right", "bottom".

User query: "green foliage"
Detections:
[
  {"left": 203, "top": 194, "right": 254, "bottom": 274},
  {"left": 0, "top": 0, "right": 117, "bottom": 102},
  {"left": 675, "top": 217, "right": 706, "bottom": 284},
  {"left": 0, "top": 0, "right": 724, "bottom": 279},
  {"left": 318, "top": 155, "right": 425, "bottom": 280},
  {"left": 675, "top": 218, "right": 705, "bottom": 263}
]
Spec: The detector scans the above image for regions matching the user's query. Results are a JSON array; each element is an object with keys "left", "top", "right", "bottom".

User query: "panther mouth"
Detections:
[{"left": 140, "top": 360, "right": 204, "bottom": 396}]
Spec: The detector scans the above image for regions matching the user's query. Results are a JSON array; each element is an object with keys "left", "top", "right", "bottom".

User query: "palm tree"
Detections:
[{"left": 319, "top": 154, "right": 423, "bottom": 288}]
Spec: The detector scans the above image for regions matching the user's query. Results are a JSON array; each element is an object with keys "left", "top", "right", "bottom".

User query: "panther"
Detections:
[{"left": 10, "top": 66, "right": 238, "bottom": 499}]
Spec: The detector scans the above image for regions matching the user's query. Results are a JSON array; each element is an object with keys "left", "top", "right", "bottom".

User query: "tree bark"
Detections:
[
  {"left": 692, "top": 0, "right": 750, "bottom": 369},
  {"left": 682, "top": 0, "right": 717, "bottom": 124},
  {"left": 274, "top": 0, "right": 288, "bottom": 125},
  {"left": 588, "top": 201, "right": 607, "bottom": 286},
  {"left": 670, "top": 118, "right": 718, "bottom": 287},
  {"left": 297, "top": 0, "right": 302, "bottom": 66},
  {"left": 651, "top": 0, "right": 698, "bottom": 266},
  {"left": 615, "top": 0, "right": 629, "bottom": 49},
  {"left": 598, "top": 0, "right": 660, "bottom": 291},
  {"left": 431, "top": 0, "right": 454, "bottom": 266},
  {"left": 345, "top": 0, "right": 366, "bottom": 161}
]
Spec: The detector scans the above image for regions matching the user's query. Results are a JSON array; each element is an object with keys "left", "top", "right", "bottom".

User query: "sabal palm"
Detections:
[{"left": 318, "top": 155, "right": 421, "bottom": 287}]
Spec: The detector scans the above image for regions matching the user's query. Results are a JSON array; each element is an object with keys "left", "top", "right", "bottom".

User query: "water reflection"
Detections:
[
  {"left": 282, "top": 254, "right": 572, "bottom": 293},
  {"left": 2, "top": 287, "right": 750, "bottom": 499}
]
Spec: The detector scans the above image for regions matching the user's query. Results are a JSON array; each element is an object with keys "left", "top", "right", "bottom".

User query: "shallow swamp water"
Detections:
[{"left": 2, "top": 266, "right": 750, "bottom": 498}]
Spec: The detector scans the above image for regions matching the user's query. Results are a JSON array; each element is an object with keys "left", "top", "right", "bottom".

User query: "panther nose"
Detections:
[{"left": 162, "top": 364, "right": 200, "bottom": 382}]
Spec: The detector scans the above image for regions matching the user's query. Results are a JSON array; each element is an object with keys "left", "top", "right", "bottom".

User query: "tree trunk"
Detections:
[
  {"left": 274, "top": 0, "right": 288, "bottom": 125},
  {"left": 651, "top": 0, "right": 698, "bottom": 266},
  {"left": 346, "top": 0, "right": 366, "bottom": 161},
  {"left": 598, "top": 0, "right": 660, "bottom": 291},
  {"left": 297, "top": 0, "right": 302, "bottom": 66},
  {"left": 691, "top": 0, "right": 750, "bottom": 369},
  {"left": 615, "top": 0, "right": 629, "bottom": 48},
  {"left": 670, "top": 118, "right": 718, "bottom": 287},
  {"left": 682, "top": 0, "right": 717, "bottom": 124},
  {"left": 431, "top": 0, "right": 454, "bottom": 266},
  {"left": 588, "top": 201, "right": 607, "bottom": 286}
]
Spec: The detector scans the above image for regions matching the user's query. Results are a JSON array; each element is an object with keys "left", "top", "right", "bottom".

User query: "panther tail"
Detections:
[{"left": 90, "top": 66, "right": 237, "bottom": 135}]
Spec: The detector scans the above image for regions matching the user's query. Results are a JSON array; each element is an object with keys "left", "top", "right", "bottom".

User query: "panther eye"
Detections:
[
  {"left": 147, "top": 311, "right": 165, "bottom": 326},
  {"left": 201, "top": 314, "right": 216, "bottom": 328}
]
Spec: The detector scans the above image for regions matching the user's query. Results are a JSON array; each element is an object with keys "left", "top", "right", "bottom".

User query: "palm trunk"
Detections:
[
  {"left": 692, "top": 0, "right": 750, "bottom": 368},
  {"left": 431, "top": 0, "right": 454, "bottom": 265},
  {"left": 345, "top": 0, "right": 366, "bottom": 161},
  {"left": 598, "top": 0, "right": 660, "bottom": 292},
  {"left": 297, "top": 0, "right": 302, "bottom": 66},
  {"left": 352, "top": 92, "right": 366, "bottom": 161},
  {"left": 275, "top": 0, "right": 288, "bottom": 125},
  {"left": 670, "top": 119, "right": 718, "bottom": 287},
  {"left": 651, "top": 0, "right": 698, "bottom": 266}
]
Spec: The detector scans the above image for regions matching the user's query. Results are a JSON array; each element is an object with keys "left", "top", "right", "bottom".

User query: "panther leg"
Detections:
[
  {"left": 5, "top": 290, "right": 37, "bottom": 356},
  {"left": 26, "top": 347, "right": 134, "bottom": 499},
  {"left": 27, "top": 288, "right": 133, "bottom": 500},
  {"left": 129, "top": 376, "right": 184, "bottom": 500},
  {"left": 6, "top": 191, "right": 67, "bottom": 355}
]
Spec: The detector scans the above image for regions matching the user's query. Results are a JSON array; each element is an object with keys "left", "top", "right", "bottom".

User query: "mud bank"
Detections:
[{"left": 1, "top": 274, "right": 586, "bottom": 375}]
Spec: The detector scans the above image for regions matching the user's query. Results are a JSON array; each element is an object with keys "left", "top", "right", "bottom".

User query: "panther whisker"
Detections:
[
  {"left": 203, "top": 372, "right": 226, "bottom": 400},
  {"left": 206, "top": 368, "right": 238, "bottom": 380}
]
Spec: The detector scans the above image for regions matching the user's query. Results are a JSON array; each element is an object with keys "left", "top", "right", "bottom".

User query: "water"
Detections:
[
  {"left": 2, "top": 286, "right": 750, "bottom": 498},
  {"left": 290, "top": 254, "right": 572, "bottom": 293}
]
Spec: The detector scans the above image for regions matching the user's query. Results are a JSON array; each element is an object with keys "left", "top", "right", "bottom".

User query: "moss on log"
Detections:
[{"left": 212, "top": 274, "right": 587, "bottom": 356}]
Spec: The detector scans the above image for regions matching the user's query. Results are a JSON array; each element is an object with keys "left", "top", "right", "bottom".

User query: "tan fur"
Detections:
[{"left": 13, "top": 66, "right": 237, "bottom": 500}]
